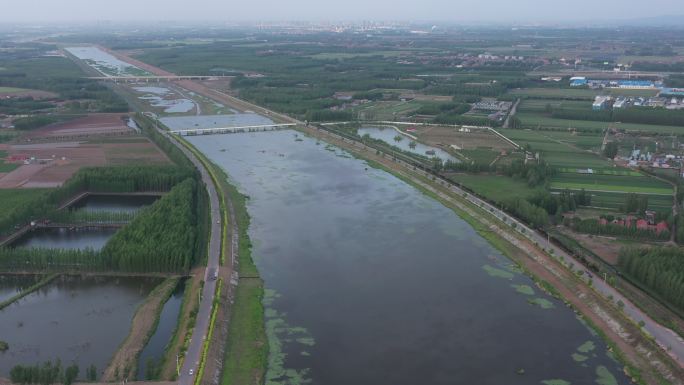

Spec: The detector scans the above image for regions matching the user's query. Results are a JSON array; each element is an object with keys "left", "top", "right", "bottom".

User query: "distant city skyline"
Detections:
[{"left": 1, "top": 0, "right": 683, "bottom": 24}]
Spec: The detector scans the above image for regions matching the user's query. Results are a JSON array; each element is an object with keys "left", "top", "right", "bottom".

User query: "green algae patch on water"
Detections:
[
  {"left": 264, "top": 290, "right": 313, "bottom": 385},
  {"left": 482, "top": 264, "right": 515, "bottom": 279},
  {"left": 527, "top": 297, "right": 555, "bottom": 309},
  {"left": 571, "top": 353, "right": 588, "bottom": 362},
  {"left": 595, "top": 365, "right": 618, "bottom": 385},
  {"left": 511, "top": 284, "right": 535, "bottom": 295},
  {"left": 541, "top": 380, "right": 571, "bottom": 385},
  {"left": 577, "top": 340, "right": 595, "bottom": 354}
]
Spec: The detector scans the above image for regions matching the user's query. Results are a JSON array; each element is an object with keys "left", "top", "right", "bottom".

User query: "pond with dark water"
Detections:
[
  {"left": 188, "top": 130, "right": 628, "bottom": 385},
  {"left": 11, "top": 227, "right": 117, "bottom": 251},
  {"left": 136, "top": 279, "right": 186, "bottom": 380},
  {"left": 0, "top": 275, "right": 159, "bottom": 377}
]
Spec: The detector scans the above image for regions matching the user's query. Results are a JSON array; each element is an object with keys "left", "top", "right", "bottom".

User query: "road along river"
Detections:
[{"left": 188, "top": 130, "right": 628, "bottom": 385}]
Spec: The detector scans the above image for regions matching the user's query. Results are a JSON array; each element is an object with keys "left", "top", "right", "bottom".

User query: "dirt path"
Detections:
[{"left": 102, "top": 277, "right": 179, "bottom": 382}]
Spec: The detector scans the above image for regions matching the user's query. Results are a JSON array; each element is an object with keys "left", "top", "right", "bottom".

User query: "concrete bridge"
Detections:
[
  {"left": 171, "top": 123, "right": 297, "bottom": 136},
  {"left": 87, "top": 75, "right": 234, "bottom": 83}
]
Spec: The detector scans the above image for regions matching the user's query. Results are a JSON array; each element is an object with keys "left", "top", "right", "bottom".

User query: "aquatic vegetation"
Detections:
[
  {"left": 541, "top": 380, "right": 571, "bottom": 385},
  {"left": 527, "top": 298, "right": 555, "bottom": 309},
  {"left": 595, "top": 365, "right": 618, "bottom": 385},
  {"left": 577, "top": 340, "right": 595, "bottom": 354},
  {"left": 572, "top": 353, "right": 588, "bottom": 362},
  {"left": 482, "top": 264, "right": 514, "bottom": 279},
  {"left": 264, "top": 290, "right": 313, "bottom": 385},
  {"left": 511, "top": 284, "right": 535, "bottom": 295}
]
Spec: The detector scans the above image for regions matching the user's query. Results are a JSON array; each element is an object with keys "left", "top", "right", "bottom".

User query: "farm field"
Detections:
[
  {"left": 518, "top": 99, "right": 592, "bottom": 113},
  {"left": 0, "top": 87, "right": 27, "bottom": 94},
  {"left": 458, "top": 148, "right": 500, "bottom": 164},
  {"left": 0, "top": 115, "right": 169, "bottom": 188},
  {"left": 413, "top": 126, "right": 513, "bottom": 151},
  {"left": 509, "top": 88, "right": 600, "bottom": 100},
  {"left": 497, "top": 128, "right": 610, "bottom": 168},
  {"left": 550, "top": 173, "right": 673, "bottom": 195},
  {"left": 516, "top": 112, "right": 684, "bottom": 134},
  {"left": 353, "top": 100, "right": 431, "bottom": 120},
  {"left": 582, "top": 191, "right": 673, "bottom": 211},
  {"left": 447, "top": 173, "right": 542, "bottom": 204},
  {"left": 497, "top": 128, "right": 673, "bottom": 212}
]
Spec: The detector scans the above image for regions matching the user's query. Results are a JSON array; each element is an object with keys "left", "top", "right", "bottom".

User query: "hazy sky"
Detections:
[{"left": 1, "top": 0, "right": 682, "bottom": 23}]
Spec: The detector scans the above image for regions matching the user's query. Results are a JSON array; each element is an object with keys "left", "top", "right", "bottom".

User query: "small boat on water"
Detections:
[{"left": 425, "top": 150, "right": 436, "bottom": 156}]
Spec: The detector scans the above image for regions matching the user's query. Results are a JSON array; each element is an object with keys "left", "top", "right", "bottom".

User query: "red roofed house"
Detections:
[
  {"left": 656, "top": 221, "right": 669, "bottom": 234},
  {"left": 636, "top": 219, "right": 649, "bottom": 230}
]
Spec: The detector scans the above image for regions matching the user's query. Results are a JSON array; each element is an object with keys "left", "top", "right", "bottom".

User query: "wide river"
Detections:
[{"left": 188, "top": 130, "right": 627, "bottom": 385}]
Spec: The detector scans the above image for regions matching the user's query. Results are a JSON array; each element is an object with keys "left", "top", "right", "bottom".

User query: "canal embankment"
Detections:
[{"left": 102, "top": 277, "right": 180, "bottom": 382}]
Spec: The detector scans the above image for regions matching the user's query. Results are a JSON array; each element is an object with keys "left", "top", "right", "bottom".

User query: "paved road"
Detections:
[{"left": 159, "top": 127, "right": 222, "bottom": 385}]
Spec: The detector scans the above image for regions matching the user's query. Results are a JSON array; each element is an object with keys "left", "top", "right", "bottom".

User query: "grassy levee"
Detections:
[
  {"left": 300, "top": 124, "right": 682, "bottom": 385},
  {"left": 0, "top": 273, "right": 59, "bottom": 310},
  {"left": 175, "top": 135, "right": 267, "bottom": 384},
  {"left": 194, "top": 279, "right": 223, "bottom": 385}
]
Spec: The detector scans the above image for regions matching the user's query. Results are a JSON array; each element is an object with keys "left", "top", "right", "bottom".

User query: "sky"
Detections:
[{"left": 1, "top": 0, "right": 683, "bottom": 24}]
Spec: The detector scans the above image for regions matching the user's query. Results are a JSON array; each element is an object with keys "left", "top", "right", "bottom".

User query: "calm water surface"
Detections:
[
  {"left": 188, "top": 130, "right": 628, "bottom": 385},
  {"left": 358, "top": 126, "right": 458, "bottom": 162},
  {"left": 0, "top": 275, "right": 159, "bottom": 377},
  {"left": 11, "top": 228, "right": 116, "bottom": 251},
  {"left": 136, "top": 279, "right": 186, "bottom": 380}
]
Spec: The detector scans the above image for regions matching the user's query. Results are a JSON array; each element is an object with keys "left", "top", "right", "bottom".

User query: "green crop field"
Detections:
[
  {"left": 518, "top": 99, "right": 592, "bottom": 113},
  {"left": 448, "top": 174, "right": 542, "bottom": 204},
  {"left": 516, "top": 112, "right": 684, "bottom": 134},
  {"left": 556, "top": 168, "right": 642, "bottom": 176},
  {"left": 0, "top": 87, "right": 28, "bottom": 94},
  {"left": 551, "top": 173, "right": 673, "bottom": 195},
  {"left": 579, "top": 191, "right": 673, "bottom": 211},
  {"left": 459, "top": 148, "right": 500, "bottom": 164},
  {"left": 497, "top": 128, "right": 611, "bottom": 168},
  {"left": 509, "top": 88, "right": 599, "bottom": 100}
]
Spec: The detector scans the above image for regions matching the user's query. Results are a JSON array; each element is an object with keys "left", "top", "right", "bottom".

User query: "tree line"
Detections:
[
  {"left": 564, "top": 216, "right": 670, "bottom": 241},
  {"left": 0, "top": 178, "right": 203, "bottom": 273},
  {"left": 9, "top": 360, "right": 93, "bottom": 385},
  {"left": 619, "top": 247, "right": 684, "bottom": 311},
  {"left": 0, "top": 165, "right": 192, "bottom": 237}
]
